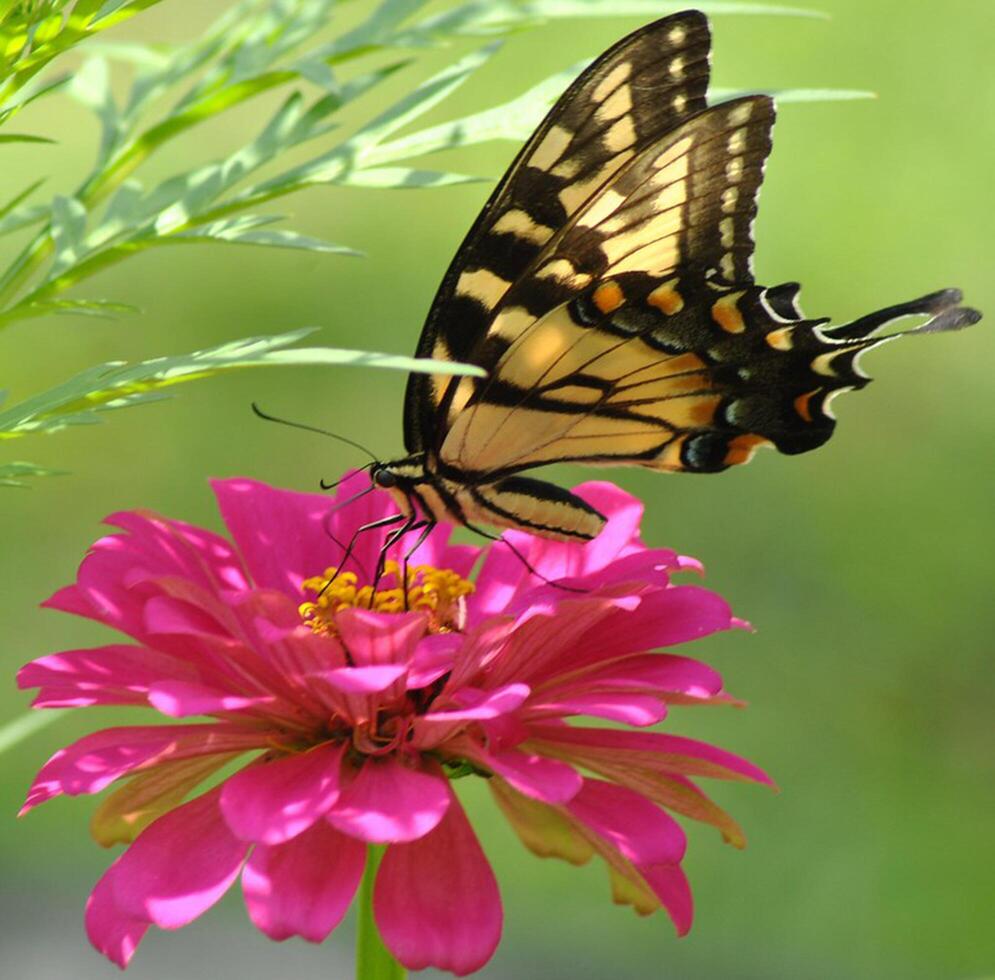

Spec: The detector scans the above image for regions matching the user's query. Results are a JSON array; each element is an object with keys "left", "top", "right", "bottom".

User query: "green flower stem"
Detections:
[{"left": 356, "top": 846, "right": 405, "bottom": 980}]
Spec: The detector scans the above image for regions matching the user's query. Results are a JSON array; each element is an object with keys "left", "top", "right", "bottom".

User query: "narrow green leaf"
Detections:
[
  {"left": 771, "top": 88, "right": 877, "bottom": 103},
  {"left": 93, "top": 0, "right": 138, "bottom": 22},
  {"left": 0, "top": 330, "right": 484, "bottom": 440},
  {"left": 350, "top": 42, "right": 501, "bottom": 152},
  {"left": 83, "top": 40, "right": 172, "bottom": 68},
  {"left": 48, "top": 196, "right": 88, "bottom": 279},
  {"left": 339, "top": 167, "right": 485, "bottom": 189},
  {"left": 396, "top": 0, "right": 827, "bottom": 43},
  {"left": 367, "top": 63, "right": 582, "bottom": 165},
  {"left": 0, "top": 133, "right": 55, "bottom": 144},
  {"left": 173, "top": 222, "right": 363, "bottom": 255},
  {"left": 0, "top": 462, "right": 67, "bottom": 487},
  {"left": 0, "top": 177, "right": 45, "bottom": 224},
  {"left": 0, "top": 709, "right": 67, "bottom": 749},
  {"left": 521, "top": 1, "right": 827, "bottom": 18},
  {"left": 0, "top": 298, "right": 139, "bottom": 324}
]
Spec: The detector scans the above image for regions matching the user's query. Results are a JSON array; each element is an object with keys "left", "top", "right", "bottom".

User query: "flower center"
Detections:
[{"left": 299, "top": 560, "right": 474, "bottom": 634}]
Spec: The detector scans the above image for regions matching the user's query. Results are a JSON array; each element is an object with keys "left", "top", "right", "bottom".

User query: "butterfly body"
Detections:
[{"left": 368, "top": 10, "right": 979, "bottom": 547}]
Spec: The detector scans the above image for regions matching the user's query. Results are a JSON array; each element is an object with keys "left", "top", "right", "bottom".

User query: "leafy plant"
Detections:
[{"left": 0, "top": 0, "right": 863, "bottom": 483}]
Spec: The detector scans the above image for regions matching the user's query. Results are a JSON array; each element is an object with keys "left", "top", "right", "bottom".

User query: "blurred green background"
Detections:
[{"left": 2, "top": 1, "right": 993, "bottom": 977}]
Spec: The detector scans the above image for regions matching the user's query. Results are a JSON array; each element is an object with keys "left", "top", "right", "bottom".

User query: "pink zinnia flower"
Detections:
[{"left": 18, "top": 475, "right": 771, "bottom": 975}]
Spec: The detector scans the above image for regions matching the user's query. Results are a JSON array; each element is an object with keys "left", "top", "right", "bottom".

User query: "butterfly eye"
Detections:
[{"left": 373, "top": 468, "right": 398, "bottom": 489}]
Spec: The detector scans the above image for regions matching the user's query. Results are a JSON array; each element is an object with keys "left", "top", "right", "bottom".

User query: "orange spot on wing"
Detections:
[
  {"left": 648, "top": 281, "right": 684, "bottom": 315},
  {"left": 712, "top": 294, "right": 746, "bottom": 334},
  {"left": 593, "top": 280, "right": 625, "bottom": 314},
  {"left": 724, "top": 433, "right": 770, "bottom": 467},
  {"left": 765, "top": 327, "right": 793, "bottom": 350},
  {"left": 793, "top": 390, "right": 819, "bottom": 422}
]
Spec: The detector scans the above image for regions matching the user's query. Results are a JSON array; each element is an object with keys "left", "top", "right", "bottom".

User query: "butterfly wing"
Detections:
[{"left": 404, "top": 10, "right": 712, "bottom": 453}]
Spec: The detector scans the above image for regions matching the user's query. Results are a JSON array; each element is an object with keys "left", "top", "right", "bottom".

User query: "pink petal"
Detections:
[
  {"left": 334, "top": 608, "right": 426, "bottom": 668},
  {"left": 85, "top": 858, "right": 150, "bottom": 968},
  {"left": 105, "top": 509, "right": 249, "bottom": 593},
  {"left": 481, "top": 597, "right": 619, "bottom": 689},
  {"left": 527, "top": 692, "right": 667, "bottom": 727},
  {"left": 457, "top": 741, "right": 581, "bottom": 804},
  {"left": 532, "top": 586, "right": 734, "bottom": 680},
  {"left": 220, "top": 743, "right": 346, "bottom": 844},
  {"left": 566, "top": 779, "right": 686, "bottom": 866},
  {"left": 147, "top": 680, "right": 275, "bottom": 717},
  {"left": 242, "top": 820, "right": 365, "bottom": 941},
  {"left": 142, "top": 595, "right": 231, "bottom": 639},
  {"left": 112, "top": 788, "right": 248, "bottom": 928},
  {"left": 44, "top": 509, "right": 248, "bottom": 640},
  {"left": 18, "top": 644, "right": 197, "bottom": 708},
  {"left": 546, "top": 652, "right": 724, "bottom": 700},
  {"left": 41, "top": 583, "right": 93, "bottom": 618},
  {"left": 212, "top": 477, "right": 358, "bottom": 596},
  {"left": 640, "top": 863, "right": 694, "bottom": 935},
  {"left": 527, "top": 724, "right": 775, "bottom": 785},
  {"left": 422, "top": 683, "right": 530, "bottom": 722},
  {"left": 375, "top": 792, "right": 501, "bottom": 975},
  {"left": 325, "top": 758, "right": 450, "bottom": 843},
  {"left": 408, "top": 633, "right": 462, "bottom": 688},
  {"left": 21, "top": 723, "right": 267, "bottom": 813},
  {"left": 309, "top": 664, "right": 408, "bottom": 694}
]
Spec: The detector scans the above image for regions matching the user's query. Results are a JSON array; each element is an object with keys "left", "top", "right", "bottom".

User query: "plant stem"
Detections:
[{"left": 356, "top": 846, "right": 405, "bottom": 980}]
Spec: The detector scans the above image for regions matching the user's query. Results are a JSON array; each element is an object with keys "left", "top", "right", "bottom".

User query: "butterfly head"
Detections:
[{"left": 367, "top": 455, "right": 436, "bottom": 519}]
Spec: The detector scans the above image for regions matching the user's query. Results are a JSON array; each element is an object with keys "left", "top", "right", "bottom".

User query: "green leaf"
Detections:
[
  {"left": 48, "top": 196, "right": 88, "bottom": 280},
  {"left": 395, "top": 0, "right": 827, "bottom": 43},
  {"left": 0, "top": 177, "right": 46, "bottom": 224},
  {"left": 367, "top": 62, "right": 583, "bottom": 165},
  {"left": 0, "top": 330, "right": 485, "bottom": 441},
  {"left": 172, "top": 218, "right": 363, "bottom": 255},
  {"left": 349, "top": 42, "right": 501, "bottom": 153},
  {"left": 0, "top": 133, "right": 55, "bottom": 144},
  {"left": 68, "top": 56, "right": 122, "bottom": 164},
  {"left": 337, "top": 167, "right": 485, "bottom": 189},
  {"left": 0, "top": 709, "right": 67, "bottom": 750},
  {"left": 0, "top": 298, "right": 139, "bottom": 326},
  {"left": 770, "top": 87, "right": 878, "bottom": 103},
  {"left": 0, "top": 462, "right": 67, "bottom": 487}
]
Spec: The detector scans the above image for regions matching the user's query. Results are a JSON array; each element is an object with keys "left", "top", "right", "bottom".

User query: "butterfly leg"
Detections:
[
  {"left": 458, "top": 519, "right": 585, "bottom": 593},
  {"left": 370, "top": 512, "right": 423, "bottom": 600},
  {"left": 398, "top": 520, "right": 436, "bottom": 611},
  {"left": 318, "top": 512, "right": 407, "bottom": 599}
]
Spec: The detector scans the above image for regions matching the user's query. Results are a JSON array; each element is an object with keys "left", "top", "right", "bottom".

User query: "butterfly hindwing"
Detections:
[
  {"left": 405, "top": 10, "right": 712, "bottom": 453},
  {"left": 438, "top": 273, "right": 899, "bottom": 478}
]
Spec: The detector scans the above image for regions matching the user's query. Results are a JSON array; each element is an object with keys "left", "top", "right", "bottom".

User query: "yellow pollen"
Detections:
[{"left": 299, "top": 561, "right": 474, "bottom": 635}]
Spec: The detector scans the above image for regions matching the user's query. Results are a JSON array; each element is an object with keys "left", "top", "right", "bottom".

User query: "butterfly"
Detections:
[{"left": 360, "top": 9, "right": 980, "bottom": 560}]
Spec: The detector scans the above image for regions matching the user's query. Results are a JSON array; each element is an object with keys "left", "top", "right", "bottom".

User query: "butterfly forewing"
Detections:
[{"left": 404, "top": 10, "right": 712, "bottom": 453}]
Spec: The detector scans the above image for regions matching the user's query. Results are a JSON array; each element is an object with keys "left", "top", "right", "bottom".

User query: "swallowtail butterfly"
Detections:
[{"left": 364, "top": 9, "right": 979, "bottom": 554}]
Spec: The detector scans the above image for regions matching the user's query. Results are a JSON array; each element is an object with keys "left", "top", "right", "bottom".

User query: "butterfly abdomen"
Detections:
[{"left": 463, "top": 477, "right": 606, "bottom": 541}]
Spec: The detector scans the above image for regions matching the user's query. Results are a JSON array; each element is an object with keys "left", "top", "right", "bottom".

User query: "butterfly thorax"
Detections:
[{"left": 371, "top": 455, "right": 606, "bottom": 543}]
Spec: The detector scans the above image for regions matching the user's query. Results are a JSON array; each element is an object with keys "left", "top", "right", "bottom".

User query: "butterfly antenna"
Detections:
[
  {"left": 250, "top": 403, "right": 380, "bottom": 462},
  {"left": 320, "top": 464, "right": 374, "bottom": 492}
]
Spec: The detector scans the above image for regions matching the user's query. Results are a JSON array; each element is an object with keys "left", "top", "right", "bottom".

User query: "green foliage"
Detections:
[
  {"left": 0, "top": 0, "right": 852, "bottom": 488},
  {"left": 0, "top": 327, "right": 485, "bottom": 438}
]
